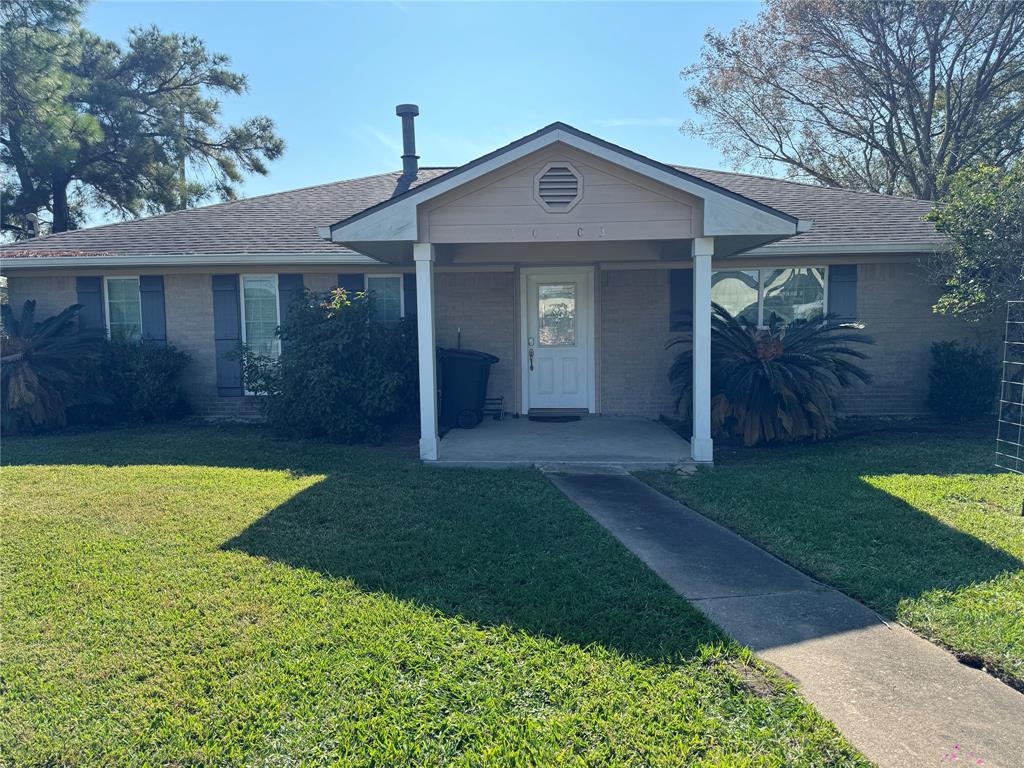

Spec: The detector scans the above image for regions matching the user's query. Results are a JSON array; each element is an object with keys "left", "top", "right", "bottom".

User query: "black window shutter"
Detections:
[
  {"left": 403, "top": 273, "right": 417, "bottom": 319},
  {"left": 139, "top": 275, "right": 167, "bottom": 344},
  {"left": 669, "top": 269, "right": 694, "bottom": 332},
  {"left": 277, "top": 274, "right": 304, "bottom": 324},
  {"left": 75, "top": 276, "right": 105, "bottom": 331},
  {"left": 828, "top": 265, "right": 858, "bottom": 322},
  {"left": 337, "top": 273, "right": 364, "bottom": 296},
  {"left": 212, "top": 274, "right": 243, "bottom": 397}
]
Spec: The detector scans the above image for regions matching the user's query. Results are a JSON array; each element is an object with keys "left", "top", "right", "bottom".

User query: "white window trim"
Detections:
[
  {"left": 364, "top": 273, "right": 406, "bottom": 319},
  {"left": 102, "top": 275, "right": 143, "bottom": 341},
  {"left": 239, "top": 274, "right": 282, "bottom": 396},
  {"left": 238, "top": 274, "right": 280, "bottom": 352}
]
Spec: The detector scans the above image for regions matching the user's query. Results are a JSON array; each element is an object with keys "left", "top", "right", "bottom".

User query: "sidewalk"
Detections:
[{"left": 548, "top": 471, "right": 1024, "bottom": 768}]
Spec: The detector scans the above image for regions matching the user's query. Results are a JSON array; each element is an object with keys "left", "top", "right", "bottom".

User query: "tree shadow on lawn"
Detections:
[
  {"left": 6, "top": 424, "right": 1021, "bottom": 661},
  {"left": 3, "top": 423, "right": 727, "bottom": 662},
  {"left": 650, "top": 433, "right": 1024, "bottom": 620},
  {"left": 220, "top": 467, "right": 731, "bottom": 664}
]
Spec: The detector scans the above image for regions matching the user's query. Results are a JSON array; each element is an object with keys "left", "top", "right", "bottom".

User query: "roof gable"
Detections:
[{"left": 324, "top": 123, "right": 804, "bottom": 257}]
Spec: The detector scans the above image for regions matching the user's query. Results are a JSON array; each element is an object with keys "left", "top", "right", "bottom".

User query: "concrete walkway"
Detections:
[{"left": 548, "top": 471, "right": 1024, "bottom": 768}]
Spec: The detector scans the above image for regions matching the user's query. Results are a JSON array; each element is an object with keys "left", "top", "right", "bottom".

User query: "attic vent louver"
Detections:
[{"left": 534, "top": 162, "right": 582, "bottom": 213}]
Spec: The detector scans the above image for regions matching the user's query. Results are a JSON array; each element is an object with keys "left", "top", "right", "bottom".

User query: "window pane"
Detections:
[
  {"left": 538, "top": 283, "right": 576, "bottom": 346},
  {"left": 243, "top": 276, "right": 280, "bottom": 357},
  {"left": 710, "top": 270, "right": 759, "bottom": 324},
  {"left": 106, "top": 278, "right": 142, "bottom": 342},
  {"left": 366, "top": 276, "right": 402, "bottom": 323},
  {"left": 762, "top": 268, "right": 825, "bottom": 323}
]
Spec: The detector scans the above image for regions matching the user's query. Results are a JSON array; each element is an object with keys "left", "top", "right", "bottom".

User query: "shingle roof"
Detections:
[
  {"left": 0, "top": 160, "right": 941, "bottom": 261},
  {"left": 675, "top": 167, "right": 941, "bottom": 251},
  {"left": 0, "top": 169, "right": 451, "bottom": 260}
]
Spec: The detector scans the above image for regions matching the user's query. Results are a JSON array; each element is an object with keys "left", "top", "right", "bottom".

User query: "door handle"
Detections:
[{"left": 528, "top": 347, "right": 534, "bottom": 371}]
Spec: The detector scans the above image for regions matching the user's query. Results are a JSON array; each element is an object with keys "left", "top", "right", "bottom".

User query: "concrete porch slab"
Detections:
[{"left": 433, "top": 416, "right": 692, "bottom": 469}]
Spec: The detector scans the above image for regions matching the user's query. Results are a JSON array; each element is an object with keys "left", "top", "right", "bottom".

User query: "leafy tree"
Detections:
[
  {"left": 925, "top": 164, "right": 1024, "bottom": 320},
  {"left": 683, "top": 0, "right": 1024, "bottom": 199},
  {"left": 1, "top": 0, "right": 284, "bottom": 235}
]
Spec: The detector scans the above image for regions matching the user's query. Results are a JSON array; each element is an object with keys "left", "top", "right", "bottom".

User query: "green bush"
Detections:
[
  {"left": 71, "top": 340, "right": 191, "bottom": 425},
  {"left": 926, "top": 341, "right": 1000, "bottom": 421},
  {"left": 243, "top": 288, "right": 418, "bottom": 442}
]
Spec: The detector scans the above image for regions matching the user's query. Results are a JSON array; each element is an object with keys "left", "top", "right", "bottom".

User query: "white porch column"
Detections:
[
  {"left": 691, "top": 237, "right": 714, "bottom": 463},
  {"left": 413, "top": 242, "right": 439, "bottom": 461}
]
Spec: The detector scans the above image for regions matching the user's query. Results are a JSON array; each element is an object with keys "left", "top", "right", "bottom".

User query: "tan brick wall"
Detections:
[
  {"left": 163, "top": 274, "right": 221, "bottom": 414},
  {"left": 304, "top": 272, "right": 340, "bottom": 296},
  {"left": 840, "top": 261, "right": 997, "bottom": 417},
  {"left": 600, "top": 269, "right": 677, "bottom": 417},
  {"left": 4, "top": 261, "right": 999, "bottom": 423},
  {"left": 7, "top": 275, "right": 77, "bottom": 317},
  {"left": 434, "top": 271, "right": 516, "bottom": 408}
]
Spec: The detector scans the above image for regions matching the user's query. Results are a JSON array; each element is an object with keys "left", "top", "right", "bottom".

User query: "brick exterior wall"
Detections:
[
  {"left": 434, "top": 271, "right": 516, "bottom": 408},
  {"left": 839, "top": 261, "right": 996, "bottom": 417},
  {"left": 4, "top": 260, "right": 998, "bottom": 423},
  {"left": 600, "top": 269, "right": 677, "bottom": 417},
  {"left": 7, "top": 274, "right": 77, "bottom": 317}
]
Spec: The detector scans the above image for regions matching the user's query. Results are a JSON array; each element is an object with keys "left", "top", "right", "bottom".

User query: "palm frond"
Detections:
[{"left": 668, "top": 304, "right": 874, "bottom": 445}]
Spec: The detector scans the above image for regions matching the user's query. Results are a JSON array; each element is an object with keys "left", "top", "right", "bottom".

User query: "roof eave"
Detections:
[
  {"left": 746, "top": 240, "right": 947, "bottom": 257},
  {"left": 0, "top": 251, "right": 378, "bottom": 270}
]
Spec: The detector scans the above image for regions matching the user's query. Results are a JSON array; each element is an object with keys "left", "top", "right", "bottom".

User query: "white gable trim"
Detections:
[{"left": 326, "top": 126, "right": 803, "bottom": 245}]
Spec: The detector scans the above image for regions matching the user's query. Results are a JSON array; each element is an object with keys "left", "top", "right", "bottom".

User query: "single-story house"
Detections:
[{"left": 0, "top": 106, "right": 992, "bottom": 463}]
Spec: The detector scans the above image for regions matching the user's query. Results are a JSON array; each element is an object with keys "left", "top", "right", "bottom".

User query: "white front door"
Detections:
[{"left": 522, "top": 267, "right": 595, "bottom": 412}]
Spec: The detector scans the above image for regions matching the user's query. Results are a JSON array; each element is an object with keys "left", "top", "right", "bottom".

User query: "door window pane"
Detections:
[
  {"left": 106, "top": 277, "right": 142, "bottom": 341},
  {"left": 762, "top": 267, "right": 825, "bottom": 323},
  {"left": 243, "top": 275, "right": 280, "bottom": 357},
  {"left": 538, "top": 283, "right": 576, "bottom": 346},
  {"left": 710, "top": 270, "right": 759, "bottom": 324},
  {"left": 366, "top": 275, "right": 402, "bottom": 323}
]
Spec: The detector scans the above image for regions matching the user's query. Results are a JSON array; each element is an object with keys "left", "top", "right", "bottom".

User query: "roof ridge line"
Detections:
[
  {"left": 674, "top": 165, "right": 932, "bottom": 202},
  {"left": 10, "top": 169, "right": 420, "bottom": 246}
]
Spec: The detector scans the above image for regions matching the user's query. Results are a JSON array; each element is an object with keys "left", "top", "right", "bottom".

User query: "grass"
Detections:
[
  {"left": 0, "top": 425, "right": 866, "bottom": 766},
  {"left": 642, "top": 431, "right": 1024, "bottom": 690}
]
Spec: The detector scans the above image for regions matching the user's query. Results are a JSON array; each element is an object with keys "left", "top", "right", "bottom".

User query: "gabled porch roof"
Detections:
[{"left": 321, "top": 122, "right": 811, "bottom": 263}]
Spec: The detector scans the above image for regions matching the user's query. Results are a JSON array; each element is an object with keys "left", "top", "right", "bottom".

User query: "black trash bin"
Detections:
[{"left": 438, "top": 347, "right": 499, "bottom": 429}]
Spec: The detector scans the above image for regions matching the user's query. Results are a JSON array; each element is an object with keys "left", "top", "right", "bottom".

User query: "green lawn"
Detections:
[
  {"left": 643, "top": 431, "right": 1024, "bottom": 691},
  {"left": 0, "top": 426, "right": 865, "bottom": 766}
]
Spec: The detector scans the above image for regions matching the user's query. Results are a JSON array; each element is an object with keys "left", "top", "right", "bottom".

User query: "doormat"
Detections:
[{"left": 528, "top": 414, "right": 582, "bottom": 423}]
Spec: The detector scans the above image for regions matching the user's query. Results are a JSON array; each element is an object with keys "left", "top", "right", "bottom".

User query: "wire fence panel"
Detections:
[{"left": 996, "top": 300, "right": 1024, "bottom": 474}]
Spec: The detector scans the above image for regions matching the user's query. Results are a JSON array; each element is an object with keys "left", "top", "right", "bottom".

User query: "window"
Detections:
[
  {"left": 762, "top": 268, "right": 826, "bottom": 323},
  {"left": 365, "top": 275, "right": 403, "bottom": 323},
  {"left": 712, "top": 267, "right": 826, "bottom": 326},
  {"left": 710, "top": 270, "right": 759, "bottom": 325},
  {"left": 241, "top": 275, "right": 280, "bottom": 358},
  {"left": 537, "top": 282, "right": 577, "bottom": 346},
  {"left": 105, "top": 277, "right": 142, "bottom": 341}
]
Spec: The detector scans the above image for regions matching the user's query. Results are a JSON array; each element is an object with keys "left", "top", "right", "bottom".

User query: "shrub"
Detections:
[
  {"left": 926, "top": 341, "right": 1000, "bottom": 421},
  {"left": 71, "top": 340, "right": 192, "bottom": 425},
  {"left": 244, "top": 288, "right": 418, "bottom": 442},
  {"left": 1, "top": 300, "right": 105, "bottom": 434},
  {"left": 668, "top": 304, "right": 874, "bottom": 446}
]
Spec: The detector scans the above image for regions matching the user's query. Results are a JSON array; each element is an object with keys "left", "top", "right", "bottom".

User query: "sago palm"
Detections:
[
  {"left": 668, "top": 304, "right": 874, "bottom": 446},
  {"left": 1, "top": 300, "right": 104, "bottom": 433}
]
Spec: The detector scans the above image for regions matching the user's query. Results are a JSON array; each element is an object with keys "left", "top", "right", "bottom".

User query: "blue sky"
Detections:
[{"left": 85, "top": 1, "right": 761, "bottom": 204}]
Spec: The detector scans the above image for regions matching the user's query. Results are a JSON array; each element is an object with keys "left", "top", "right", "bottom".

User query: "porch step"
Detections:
[{"left": 431, "top": 459, "right": 696, "bottom": 472}]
